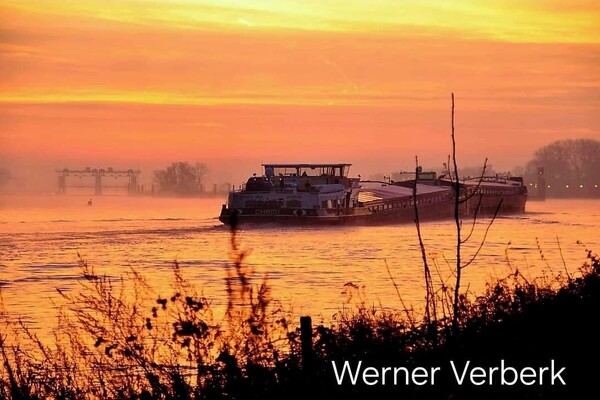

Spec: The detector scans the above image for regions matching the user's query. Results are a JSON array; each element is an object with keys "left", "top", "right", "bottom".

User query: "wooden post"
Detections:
[{"left": 300, "top": 316, "right": 313, "bottom": 372}]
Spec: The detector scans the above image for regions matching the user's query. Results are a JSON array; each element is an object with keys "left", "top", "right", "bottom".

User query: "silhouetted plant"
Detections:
[
  {"left": 1, "top": 239, "right": 599, "bottom": 399},
  {"left": 1, "top": 232, "right": 295, "bottom": 399}
]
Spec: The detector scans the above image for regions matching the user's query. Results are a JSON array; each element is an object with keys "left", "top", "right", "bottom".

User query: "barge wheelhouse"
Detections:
[{"left": 219, "top": 163, "right": 361, "bottom": 224}]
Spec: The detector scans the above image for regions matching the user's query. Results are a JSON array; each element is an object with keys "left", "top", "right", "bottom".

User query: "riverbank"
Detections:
[{"left": 1, "top": 238, "right": 598, "bottom": 399}]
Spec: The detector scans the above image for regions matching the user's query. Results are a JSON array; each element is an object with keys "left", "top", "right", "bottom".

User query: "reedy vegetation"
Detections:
[{"left": 1, "top": 232, "right": 599, "bottom": 399}]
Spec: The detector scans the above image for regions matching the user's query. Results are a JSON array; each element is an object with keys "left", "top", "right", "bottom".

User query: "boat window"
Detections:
[
  {"left": 298, "top": 168, "right": 314, "bottom": 177},
  {"left": 245, "top": 177, "right": 274, "bottom": 192},
  {"left": 272, "top": 167, "right": 297, "bottom": 177}
]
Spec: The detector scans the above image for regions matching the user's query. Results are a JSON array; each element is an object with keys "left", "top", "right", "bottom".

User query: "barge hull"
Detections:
[{"left": 219, "top": 195, "right": 526, "bottom": 226}]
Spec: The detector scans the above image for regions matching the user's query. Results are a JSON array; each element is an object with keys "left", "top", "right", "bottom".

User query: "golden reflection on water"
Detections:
[{"left": 1, "top": 194, "right": 599, "bottom": 343}]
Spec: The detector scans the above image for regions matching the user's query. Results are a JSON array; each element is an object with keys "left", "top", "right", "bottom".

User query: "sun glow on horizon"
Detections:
[
  {"left": 3, "top": 0, "right": 599, "bottom": 43},
  {"left": 2, "top": 0, "right": 599, "bottom": 105}
]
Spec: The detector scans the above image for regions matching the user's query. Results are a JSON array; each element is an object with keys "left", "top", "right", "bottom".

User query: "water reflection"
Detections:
[{"left": 1, "top": 195, "right": 599, "bottom": 343}]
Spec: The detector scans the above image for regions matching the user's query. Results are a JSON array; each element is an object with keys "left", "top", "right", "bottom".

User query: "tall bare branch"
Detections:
[
  {"left": 412, "top": 156, "right": 435, "bottom": 324},
  {"left": 462, "top": 199, "right": 503, "bottom": 268},
  {"left": 451, "top": 93, "right": 462, "bottom": 333}
]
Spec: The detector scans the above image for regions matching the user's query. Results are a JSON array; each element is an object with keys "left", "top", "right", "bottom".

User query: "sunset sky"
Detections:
[{"left": 1, "top": 0, "right": 599, "bottom": 187}]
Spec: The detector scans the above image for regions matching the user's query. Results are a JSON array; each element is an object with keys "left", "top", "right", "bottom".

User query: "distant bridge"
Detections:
[{"left": 56, "top": 167, "right": 141, "bottom": 195}]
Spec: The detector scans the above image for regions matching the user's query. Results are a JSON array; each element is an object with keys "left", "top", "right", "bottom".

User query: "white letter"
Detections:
[
  {"left": 470, "top": 367, "right": 487, "bottom": 386},
  {"left": 431, "top": 367, "right": 441, "bottom": 385},
  {"left": 381, "top": 367, "right": 391, "bottom": 385},
  {"left": 411, "top": 367, "right": 429, "bottom": 386},
  {"left": 363, "top": 367, "right": 380, "bottom": 385},
  {"left": 551, "top": 360, "right": 566, "bottom": 385},
  {"left": 539, "top": 367, "right": 549, "bottom": 385},
  {"left": 332, "top": 360, "right": 362, "bottom": 385},
  {"left": 501, "top": 360, "right": 518, "bottom": 385},
  {"left": 488, "top": 367, "right": 498, "bottom": 384},
  {"left": 394, "top": 367, "right": 410, "bottom": 385},
  {"left": 520, "top": 367, "right": 537, "bottom": 385},
  {"left": 450, "top": 360, "right": 470, "bottom": 385}
]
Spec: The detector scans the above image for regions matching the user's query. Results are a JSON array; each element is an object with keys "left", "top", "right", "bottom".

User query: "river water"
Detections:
[{"left": 1, "top": 194, "right": 599, "bottom": 339}]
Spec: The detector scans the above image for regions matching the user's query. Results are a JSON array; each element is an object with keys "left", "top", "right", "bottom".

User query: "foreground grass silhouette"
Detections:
[{"left": 1, "top": 242, "right": 598, "bottom": 400}]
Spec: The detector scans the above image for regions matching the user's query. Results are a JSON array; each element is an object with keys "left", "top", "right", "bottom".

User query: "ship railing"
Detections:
[
  {"left": 228, "top": 184, "right": 298, "bottom": 194},
  {"left": 462, "top": 175, "right": 517, "bottom": 185},
  {"left": 363, "top": 190, "right": 454, "bottom": 211}
]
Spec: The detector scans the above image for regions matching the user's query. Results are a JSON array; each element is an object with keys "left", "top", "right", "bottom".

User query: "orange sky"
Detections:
[{"left": 1, "top": 0, "right": 599, "bottom": 186}]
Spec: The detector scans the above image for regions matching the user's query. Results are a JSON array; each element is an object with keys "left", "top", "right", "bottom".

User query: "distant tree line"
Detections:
[
  {"left": 153, "top": 162, "right": 208, "bottom": 195},
  {"left": 525, "top": 138, "right": 600, "bottom": 198}
]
